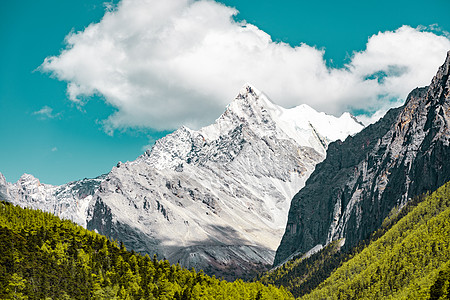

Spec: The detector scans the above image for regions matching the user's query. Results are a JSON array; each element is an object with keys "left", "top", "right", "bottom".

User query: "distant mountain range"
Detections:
[{"left": 0, "top": 84, "right": 363, "bottom": 280}]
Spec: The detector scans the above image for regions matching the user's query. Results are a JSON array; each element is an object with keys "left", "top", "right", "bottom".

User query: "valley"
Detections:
[{"left": 1, "top": 23, "right": 449, "bottom": 298}]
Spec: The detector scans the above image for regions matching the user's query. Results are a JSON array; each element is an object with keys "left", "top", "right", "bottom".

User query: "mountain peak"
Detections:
[
  {"left": 427, "top": 50, "right": 450, "bottom": 102},
  {"left": 16, "top": 173, "right": 49, "bottom": 190},
  {"left": 433, "top": 50, "right": 450, "bottom": 81},
  {"left": 19, "top": 173, "right": 38, "bottom": 182},
  {"left": 230, "top": 83, "right": 269, "bottom": 111},
  {"left": 229, "top": 83, "right": 272, "bottom": 111},
  {"left": 0, "top": 172, "right": 6, "bottom": 188},
  {"left": 237, "top": 82, "right": 260, "bottom": 98},
  {"left": 443, "top": 50, "right": 450, "bottom": 71},
  {"left": 197, "top": 83, "right": 364, "bottom": 148}
]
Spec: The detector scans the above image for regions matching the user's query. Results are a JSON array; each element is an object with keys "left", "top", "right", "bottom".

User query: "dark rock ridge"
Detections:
[{"left": 274, "top": 50, "right": 450, "bottom": 266}]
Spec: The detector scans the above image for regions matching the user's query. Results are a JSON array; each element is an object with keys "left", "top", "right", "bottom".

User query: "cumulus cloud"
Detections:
[
  {"left": 41, "top": 0, "right": 450, "bottom": 130},
  {"left": 33, "top": 106, "right": 61, "bottom": 120}
]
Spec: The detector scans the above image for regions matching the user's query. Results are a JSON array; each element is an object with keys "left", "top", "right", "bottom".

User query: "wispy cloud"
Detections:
[
  {"left": 51, "top": 147, "right": 58, "bottom": 152},
  {"left": 33, "top": 106, "right": 61, "bottom": 120},
  {"left": 41, "top": 0, "right": 450, "bottom": 131}
]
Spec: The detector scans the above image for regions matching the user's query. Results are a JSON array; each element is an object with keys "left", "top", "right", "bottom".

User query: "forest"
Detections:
[{"left": 0, "top": 201, "right": 292, "bottom": 299}]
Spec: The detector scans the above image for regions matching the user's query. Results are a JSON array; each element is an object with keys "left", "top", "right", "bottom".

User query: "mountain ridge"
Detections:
[{"left": 274, "top": 50, "right": 450, "bottom": 266}]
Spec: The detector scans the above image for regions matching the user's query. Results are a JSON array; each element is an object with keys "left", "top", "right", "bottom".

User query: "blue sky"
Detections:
[{"left": 1, "top": 0, "right": 450, "bottom": 185}]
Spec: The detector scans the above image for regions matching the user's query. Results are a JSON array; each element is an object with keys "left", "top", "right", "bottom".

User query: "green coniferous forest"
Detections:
[
  {"left": 257, "top": 239, "right": 346, "bottom": 297},
  {"left": 0, "top": 201, "right": 293, "bottom": 300}
]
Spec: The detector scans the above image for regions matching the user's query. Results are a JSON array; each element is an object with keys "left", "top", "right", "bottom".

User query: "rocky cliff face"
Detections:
[
  {"left": 274, "top": 51, "right": 450, "bottom": 266},
  {"left": 0, "top": 84, "right": 363, "bottom": 280}
]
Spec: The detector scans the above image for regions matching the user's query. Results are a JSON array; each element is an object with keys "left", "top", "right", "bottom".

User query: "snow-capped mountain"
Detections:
[{"left": 0, "top": 84, "right": 363, "bottom": 279}]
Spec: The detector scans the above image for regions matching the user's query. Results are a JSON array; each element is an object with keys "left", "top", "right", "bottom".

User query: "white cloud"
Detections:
[
  {"left": 51, "top": 147, "right": 58, "bottom": 152},
  {"left": 356, "top": 102, "right": 404, "bottom": 126},
  {"left": 41, "top": 0, "right": 450, "bottom": 131},
  {"left": 33, "top": 106, "right": 61, "bottom": 120}
]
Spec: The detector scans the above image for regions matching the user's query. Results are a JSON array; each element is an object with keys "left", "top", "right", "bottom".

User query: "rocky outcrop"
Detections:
[{"left": 274, "top": 51, "right": 450, "bottom": 266}]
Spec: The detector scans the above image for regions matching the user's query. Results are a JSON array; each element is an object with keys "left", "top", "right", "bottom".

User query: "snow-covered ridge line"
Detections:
[
  {"left": 202, "top": 84, "right": 362, "bottom": 146},
  {"left": 148, "top": 84, "right": 363, "bottom": 170}
]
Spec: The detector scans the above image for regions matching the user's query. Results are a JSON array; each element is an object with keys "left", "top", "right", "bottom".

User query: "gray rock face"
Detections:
[{"left": 274, "top": 50, "right": 450, "bottom": 266}]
